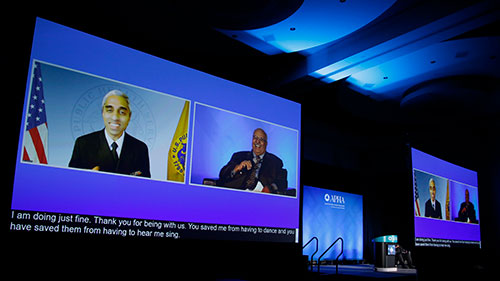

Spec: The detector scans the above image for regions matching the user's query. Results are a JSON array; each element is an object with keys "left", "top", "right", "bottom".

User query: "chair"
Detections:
[{"left": 202, "top": 178, "right": 218, "bottom": 186}]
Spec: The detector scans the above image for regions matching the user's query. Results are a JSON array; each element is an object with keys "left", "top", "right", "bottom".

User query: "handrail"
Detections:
[
  {"left": 317, "top": 237, "right": 344, "bottom": 274},
  {"left": 302, "top": 237, "right": 319, "bottom": 271}
]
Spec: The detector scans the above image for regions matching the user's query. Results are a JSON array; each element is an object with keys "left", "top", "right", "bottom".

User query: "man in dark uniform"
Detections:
[
  {"left": 424, "top": 178, "right": 442, "bottom": 219},
  {"left": 69, "top": 90, "right": 150, "bottom": 177}
]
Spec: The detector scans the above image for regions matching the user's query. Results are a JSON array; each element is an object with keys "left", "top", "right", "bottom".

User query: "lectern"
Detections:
[{"left": 372, "top": 235, "right": 398, "bottom": 272}]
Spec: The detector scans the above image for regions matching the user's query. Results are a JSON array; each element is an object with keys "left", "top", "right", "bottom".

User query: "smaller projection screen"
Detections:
[
  {"left": 9, "top": 18, "right": 301, "bottom": 243},
  {"left": 411, "top": 148, "right": 480, "bottom": 248},
  {"left": 303, "top": 185, "right": 363, "bottom": 261}
]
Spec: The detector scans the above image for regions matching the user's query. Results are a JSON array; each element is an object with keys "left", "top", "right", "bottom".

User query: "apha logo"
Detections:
[{"left": 324, "top": 193, "right": 346, "bottom": 209}]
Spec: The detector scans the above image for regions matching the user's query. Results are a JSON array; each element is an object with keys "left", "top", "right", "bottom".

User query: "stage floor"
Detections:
[{"left": 310, "top": 264, "right": 417, "bottom": 280}]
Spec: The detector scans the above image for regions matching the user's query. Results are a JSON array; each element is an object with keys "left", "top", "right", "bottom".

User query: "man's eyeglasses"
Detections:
[{"left": 253, "top": 135, "right": 267, "bottom": 142}]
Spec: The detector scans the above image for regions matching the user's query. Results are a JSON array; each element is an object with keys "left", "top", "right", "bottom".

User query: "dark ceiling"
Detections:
[{"left": 7, "top": 0, "right": 500, "bottom": 173}]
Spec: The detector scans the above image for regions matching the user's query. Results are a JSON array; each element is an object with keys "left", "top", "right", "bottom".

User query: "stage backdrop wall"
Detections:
[{"left": 303, "top": 185, "right": 363, "bottom": 261}]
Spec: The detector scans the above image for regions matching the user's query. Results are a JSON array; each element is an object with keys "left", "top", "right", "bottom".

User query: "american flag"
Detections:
[
  {"left": 414, "top": 170, "right": 421, "bottom": 216},
  {"left": 22, "top": 62, "right": 48, "bottom": 164}
]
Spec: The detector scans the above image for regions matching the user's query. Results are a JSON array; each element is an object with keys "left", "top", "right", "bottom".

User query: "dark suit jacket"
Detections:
[
  {"left": 218, "top": 151, "right": 287, "bottom": 194},
  {"left": 69, "top": 129, "right": 150, "bottom": 178},
  {"left": 457, "top": 202, "right": 477, "bottom": 223},
  {"left": 424, "top": 199, "right": 442, "bottom": 219}
]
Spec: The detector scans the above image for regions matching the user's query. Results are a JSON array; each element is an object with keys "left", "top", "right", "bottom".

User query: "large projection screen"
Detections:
[
  {"left": 411, "top": 148, "right": 480, "bottom": 248},
  {"left": 9, "top": 18, "right": 301, "bottom": 243}
]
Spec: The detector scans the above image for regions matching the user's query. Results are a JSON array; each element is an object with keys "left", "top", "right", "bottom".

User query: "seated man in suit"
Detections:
[
  {"left": 218, "top": 128, "right": 287, "bottom": 194},
  {"left": 457, "top": 189, "right": 477, "bottom": 223},
  {"left": 424, "top": 178, "right": 442, "bottom": 219},
  {"left": 69, "top": 90, "right": 150, "bottom": 177}
]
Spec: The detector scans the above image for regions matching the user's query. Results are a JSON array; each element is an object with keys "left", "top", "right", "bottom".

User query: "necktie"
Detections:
[
  {"left": 111, "top": 142, "right": 119, "bottom": 167},
  {"left": 245, "top": 156, "right": 262, "bottom": 190}
]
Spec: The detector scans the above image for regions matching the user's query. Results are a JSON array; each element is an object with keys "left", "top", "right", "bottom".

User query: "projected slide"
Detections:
[
  {"left": 22, "top": 61, "right": 188, "bottom": 181},
  {"left": 9, "top": 18, "right": 300, "bottom": 243},
  {"left": 303, "top": 186, "right": 363, "bottom": 261},
  {"left": 190, "top": 103, "right": 298, "bottom": 196},
  {"left": 411, "top": 148, "right": 480, "bottom": 248}
]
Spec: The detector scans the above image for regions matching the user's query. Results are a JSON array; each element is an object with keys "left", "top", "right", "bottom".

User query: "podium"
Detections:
[{"left": 372, "top": 235, "right": 398, "bottom": 272}]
